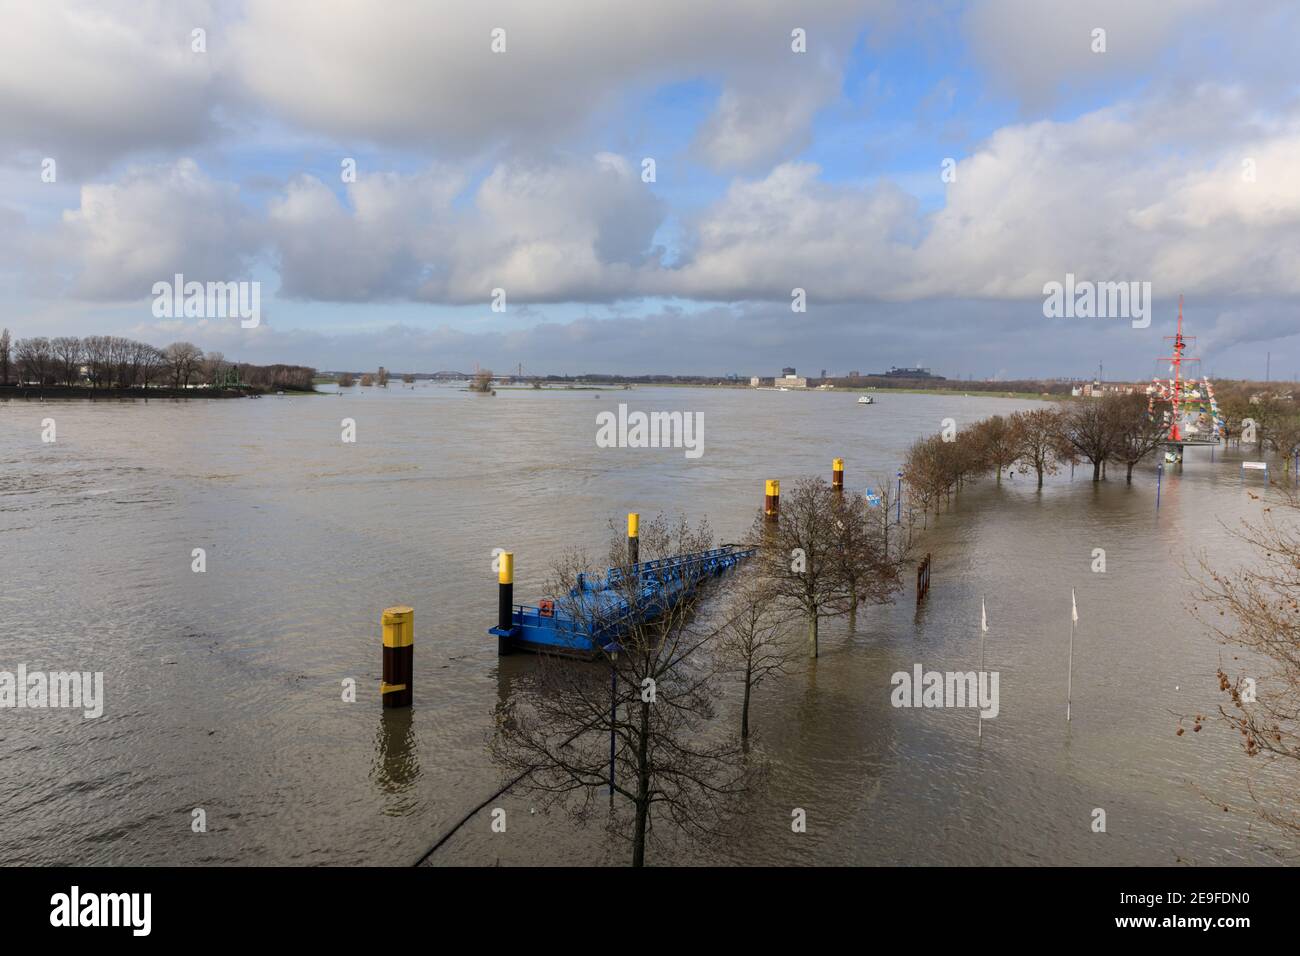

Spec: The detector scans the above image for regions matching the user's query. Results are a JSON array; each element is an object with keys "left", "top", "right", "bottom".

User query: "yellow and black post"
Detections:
[
  {"left": 497, "top": 551, "right": 515, "bottom": 656},
  {"left": 832, "top": 457, "right": 844, "bottom": 492},
  {"left": 381, "top": 606, "right": 413, "bottom": 708},
  {"left": 627, "top": 513, "right": 639, "bottom": 566},
  {"left": 764, "top": 479, "right": 780, "bottom": 522}
]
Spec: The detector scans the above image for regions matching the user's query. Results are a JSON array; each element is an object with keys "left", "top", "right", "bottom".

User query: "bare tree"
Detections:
[
  {"left": 1013, "top": 407, "right": 1065, "bottom": 488},
  {"left": 51, "top": 336, "right": 83, "bottom": 386},
  {"left": 1057, "top": 397, "right": 1117, "bottom": 481},
  {"left": 337, "top": 372, "right": 355, "bottom": 388},
  {"left": 201, "top": 351, "right": 227, "bottom": 387},
  {"left": 136, "top": 343, "right": 165, "bottom": 388},
  {"left": 164, "top": 342, "right": 203, "bottom": 389},
  {"left": 970, "top": 414, "right": 1023, "bottom": 483},
  {"left": 829, "top": 488, "right": 903, "bottom": 626},
  {"left": 1108, "top": 393, "right": 1169, "bottom": 483},
  {"left": 82, "top": 335, "right": 111, "bottom": 388},
  {"left": 867, "top": 471, "right": 912, "bottom": 561},
  {"left": 1268, "top": 412, "right": 1300, "bottom": 475},
  {"left": 471, "top": 368, "right": 494, "bottom": 392},
  {"left": 14, "top": 337, "right": 53, "bottom": 386},
  {"left": 108, "top": 336, "right": 135, "bottom": 388},
  {"left": 902, "top": 434, "right": 952, "bottom": 527},
  {"left": 492, "top": 514, "right": 749, "bottom": 866},
  {"left": 1192, "top": 491, "right": 1300, "bottom": 849},
  {"left": 718, "top": 573, "right": 797, "bottom": 741},
  {"left": 748, "top": 476, "right": 842, "bottom": 658},
  {"left": 359, "top": 373, "right": 374, "bottom": 387}
]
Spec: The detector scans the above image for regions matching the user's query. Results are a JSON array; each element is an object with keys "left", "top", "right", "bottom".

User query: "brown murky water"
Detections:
[{"left": 0, "top": 385, "right": 1287, "bottom": 865}]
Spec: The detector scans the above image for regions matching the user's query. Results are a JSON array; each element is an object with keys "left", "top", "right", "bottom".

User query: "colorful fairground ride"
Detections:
[{"left": 1146, "top": 296, "right": 1225, "bottom": 464}]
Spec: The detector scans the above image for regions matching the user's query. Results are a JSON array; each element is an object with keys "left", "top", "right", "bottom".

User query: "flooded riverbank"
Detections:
[{"left": 0, "top": 385, "right": 1286, "bottom": 865}]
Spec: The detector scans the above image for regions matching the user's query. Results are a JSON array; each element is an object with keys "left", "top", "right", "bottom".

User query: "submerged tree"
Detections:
[
  {"left": 491, "top": 514, "right": 749, "bottom": 867},
  {"left": 718, "top": 572, "right": 797, "bottom": 741},
  {"left": 748, "top": 477, "right": 843, "bottom": 658},
  {"left": 901, "top": 434, "right": 950, "bottom": 527},
  {"left": 828, "top": 489, "right": 903, "bottom": 626},
  {"left": 1013, "top": 407, "right": 1066, "bottom": 488},
  {"left": 1192, "top": 490, "right": 1300, "bottom": 851},
  {"left": 1268, "top": 413, "right": 1300, "bottom": 474},
  {"left": 1108, "top": 393, "right": 1169, "bottom": 483},
  {"left": 1057, "top": 397, "right": 1117, "bottom": 481},
  {"left": 970, "top": 414, "right": 1023, "bottom": 483}
]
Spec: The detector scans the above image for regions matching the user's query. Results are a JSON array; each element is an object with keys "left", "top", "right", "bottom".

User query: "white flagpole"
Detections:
[
  {"left": 979, "top": 596, "right": 987, "bottom": 740},
  {"left": 1067, "top": 588, "right": 1077, "bottom": 722}
]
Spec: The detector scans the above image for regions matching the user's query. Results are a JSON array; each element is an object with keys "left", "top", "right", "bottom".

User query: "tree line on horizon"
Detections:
[{"left": 0, "top": 329, "right": 316, "bottom": 393}]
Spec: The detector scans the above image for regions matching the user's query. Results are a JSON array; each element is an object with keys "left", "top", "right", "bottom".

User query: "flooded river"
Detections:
[{"left": 0, "top": 385, "right": 1287, "bottom": 865}]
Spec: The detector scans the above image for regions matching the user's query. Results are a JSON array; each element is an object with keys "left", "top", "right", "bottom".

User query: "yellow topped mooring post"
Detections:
[
  {"left": 381, "top": 606, "right": 414, "bottom": 708},
  {"left": 627, "top": 512, "right": 639, "bottom": 565},
  {"left": 832, "top": 457, "right": 844, "bottom": 492},
  {"left": 497, "top": 551, "right": 515, "bottom": 656},
  {"left": 764, "top": 479, "right": 780, "bottom": 521}
]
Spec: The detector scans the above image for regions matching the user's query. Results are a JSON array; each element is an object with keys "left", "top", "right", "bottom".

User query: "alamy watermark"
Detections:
[
  {"left": 1, "top": 665, "right": 103, "bottom": 718},
  {"left": 1042, "top": 273, "right": 1151, "bottom": 329},
  {"left": 890, "top": 663, "right": 999, "bottom": 719},
  {"left": 151, "top": 273, "right": 261, "bottom": 328},
  {"left": 50, "top": 886, "right": 150, "bottom": 936},
  {"left": 596, "top": 403, "right": 704, "bottom": 459}
]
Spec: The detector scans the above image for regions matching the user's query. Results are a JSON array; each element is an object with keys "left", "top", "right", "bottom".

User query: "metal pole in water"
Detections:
[
  {"left": 609, "top": 648, "right": 619, "bottom": 807},
  {"left": 832, "top": 457, "right": 844, "bottom": 493},
  {"left": 1067, "top": 589, "right": 1076, "bottom": 723},
  {"left": 979, "top": 596, "right": 987, "bottom": 741},
  {"left": 497, "top": 552, "right": 514, "bottom": 657},
  {"left": 764, "top": 479, "right": 780, "bottom": 522},
  {"left": 896, "top": 471, "right": 902, "bottom": 524},
  {"left": 1156, "top": 463, "right": 1162, "bottom": 510},
  {"left": 627, "top": 512, "right": 639, "bottom": 565},
  {"left": 381, "top": 606, "right": 414, "bottom": 708}
]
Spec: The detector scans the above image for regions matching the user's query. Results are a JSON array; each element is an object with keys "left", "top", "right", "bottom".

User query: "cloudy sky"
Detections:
[{"left": 2, "top": 0, "right": 1298, "bottom": 378}]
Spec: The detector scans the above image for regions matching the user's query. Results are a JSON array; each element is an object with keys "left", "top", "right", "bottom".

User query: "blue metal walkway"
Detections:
[{"left": 489, "top": 545, "right": 754, "bottom": 658}]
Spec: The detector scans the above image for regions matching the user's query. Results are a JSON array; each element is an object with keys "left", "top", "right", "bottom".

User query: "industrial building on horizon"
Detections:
[{"left": 749, "top": 365, "right": 945, "bottom": 387}]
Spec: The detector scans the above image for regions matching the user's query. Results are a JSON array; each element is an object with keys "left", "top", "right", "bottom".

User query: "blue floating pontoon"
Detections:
[{"left": 489, "top": 545, "right": 754, "bottom": 658}]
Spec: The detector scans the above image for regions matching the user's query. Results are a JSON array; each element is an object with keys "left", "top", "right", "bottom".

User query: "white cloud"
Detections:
[
  {"left": 0, "top": 0, "right": 222, "bottom": 173},
  {"left": 962, "top": 0, "right": 1223, "bottom": 110},
  {"left": 229, "top": 0, "right": 880, "bottom": 168},
  {"left": 269, "top": 166, "right": 465, "bottom": 301},
  {"left": 47, "top": 159, "right": 259, "bottom": 300}
]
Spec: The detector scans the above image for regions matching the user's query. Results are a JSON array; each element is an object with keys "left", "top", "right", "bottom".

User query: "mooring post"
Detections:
[
  {"left": 497, "top": 551, "right": 514, "bottom": 656},
  {"left": 896, "top": 471, "right": 903, "bottom": 524},
  {"left": 1156, "top": 463, "right": 1163, "bottom": 510},
  {"left": 381, "top": 606, "right": 414, "bottom": 708},
  {"left": 832, "top": 458, "right": 844, "bottom": 493},
  {"left": 627, "top": 512, "right": 639, "bottom": 565},
  {"left": 764, "top": 479, "right": 780, "bottom": 522}
]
